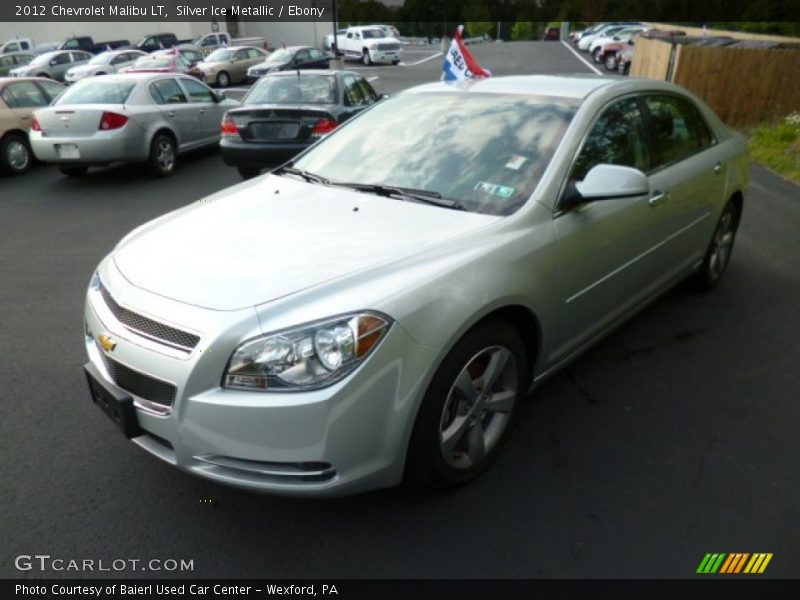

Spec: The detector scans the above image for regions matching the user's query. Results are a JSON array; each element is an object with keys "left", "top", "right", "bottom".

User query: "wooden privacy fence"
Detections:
[{"left": 630, "top": 36, "right": 800, "bottom": 128}]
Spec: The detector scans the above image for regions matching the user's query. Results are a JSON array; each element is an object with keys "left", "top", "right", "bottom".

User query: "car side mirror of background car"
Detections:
[{"left": 575, "top": 164, "right": 650, "bottom": 203}]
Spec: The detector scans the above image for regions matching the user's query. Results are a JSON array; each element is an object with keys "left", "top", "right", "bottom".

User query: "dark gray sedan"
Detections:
[{"left": 220, "top": 70, "right": 379, "bottom": 179}]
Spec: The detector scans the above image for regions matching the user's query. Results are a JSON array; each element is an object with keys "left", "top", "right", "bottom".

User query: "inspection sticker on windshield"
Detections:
[
  {"left": 474, "top": 181, "right": 515, "bottom": 198},
  {"left": 504, "top": 155, "right": 527, "bottom": 170}
]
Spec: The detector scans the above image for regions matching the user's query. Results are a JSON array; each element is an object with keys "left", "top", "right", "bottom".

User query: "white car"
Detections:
[
  {"left": 339, "top": 25, "right": 402, "bottom": 65},
  {"left": 577, "top": 24, "right": 639, "bottom": 51},
  {"left": 83, "top": 75, "right": 748, "bottom": 496},
  {"left": 588, "top": 27, "right": 647, "bottom": 60},
  {"left": 64, "top": 50, "right": 147, "bottom": 84}
]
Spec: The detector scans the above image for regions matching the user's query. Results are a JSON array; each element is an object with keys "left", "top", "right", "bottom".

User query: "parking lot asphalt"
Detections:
[{"left": 2, "top": 41, "right": 799, "bottom": 579}]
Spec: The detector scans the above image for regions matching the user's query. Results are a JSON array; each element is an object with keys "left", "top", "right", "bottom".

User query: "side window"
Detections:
[
  {"left": 295, "top": 50, "right": 310, "bottom": 63},
  {"left": 357, "top": 78, "right": 378, "bottom": 103},
  {"left": 51, "top": 53, "right": 71, "bottom": 65},
  {"left": 21, "top": 41, "right": 31, "bottom": 50},
  {"left": 111, "top": 54, "right": 128, "bottom": 65},
  {"left": 2, "top": 81, "right": 49, "bottom": 108},
  {"left": 644, "top": 95, "right": 714, "bottom": 167},
  {"left": 309, "top": 48, "right": 323, "bottom": 61},
  {"left": 6, "top": 43, "right": 19, "bottom": 52},
  {"left": 180, "top": 78, "right": 214, "bottom": 103},
  {"left": 63, "top": 39, "right": 78, "bottom": 49},
  {"left": 571, "top": 97, "right": 651, "bottom": 181},
  {"left": 234, "top": 49, "right": 248, "bottom": 61},
  {"left": 36, "top": 80, "right": 65, "bottom": 102},
  {"left": 346, "top": 32, "right": 353, "bottom": 39},
  {"left": 247, "top": 48, "right": 263, "bottom": 59},
  {"left": 149, "top": 79, "right": 187, "bottom": 105},
  {"left": 342, "top": 75, "right": 366, "bottom": 106},
  {"left": 0, "top": 56, "right": 13, "bottom": 66},
  {"left": 201, "top": 36, "right": 216, "bottom": 47}
]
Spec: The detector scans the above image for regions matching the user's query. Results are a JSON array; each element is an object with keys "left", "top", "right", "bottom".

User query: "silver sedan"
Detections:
[
  {"left": 30, "top": 73, "right": 238, "bottom": 176},
  {"left": 83, "top": 75, "right": 748, "bottom": 495}
]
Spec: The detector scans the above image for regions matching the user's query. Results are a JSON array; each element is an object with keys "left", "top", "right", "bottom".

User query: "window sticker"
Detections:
[
  {"left": 504, "top": 155, "right": 528, "bottom": 170},
  {"left": 474, "top": 181, "right": 515, "bottom": 198}
]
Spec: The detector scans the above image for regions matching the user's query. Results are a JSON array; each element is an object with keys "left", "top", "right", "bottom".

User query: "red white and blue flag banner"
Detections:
[{"left": 442, "top": 25, "right": 492, "bottom": 81}]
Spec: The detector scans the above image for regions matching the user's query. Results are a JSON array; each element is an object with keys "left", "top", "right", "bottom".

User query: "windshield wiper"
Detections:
[
  {"left": 272, "top": 165, "right": 329, "bottom": 185},
  {"left": 331, "top": 182, "right": 465, "bottom": 211}
]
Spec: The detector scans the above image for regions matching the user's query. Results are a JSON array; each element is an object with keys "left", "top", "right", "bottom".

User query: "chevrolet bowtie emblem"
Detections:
[{"left": 98, "top": 333, "right": 117, "bottom": 352}]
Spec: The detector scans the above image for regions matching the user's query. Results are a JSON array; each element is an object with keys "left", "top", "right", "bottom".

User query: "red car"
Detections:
[{"left": 542, "top": 27, "right": 560, "bottom": 41}]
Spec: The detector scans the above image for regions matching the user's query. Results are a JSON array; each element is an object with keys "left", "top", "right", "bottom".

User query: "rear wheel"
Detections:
[
  {"left": 591, "top": 48, "right": 602, "bottom": 62},
  {"left": 688, "top": 201, "right": 740, "bottom": 291},
  {"left": 407, "top": 320, "right": 529, "bottom": 489},
  {"left": 391, "top": 60, "right": 400, "bottom": 65},
  {"left": 237, "top": 167, "right": 261, "bottom": 180},
  {"left": 58, "top": 166, "right": 88, "bottom": 177},
  {"left": 605, "top": 54, "right": 618, "bottom": 71},
  {"left": 37, "top": 72, "right": 49, "bottom": 78},
  {"left": 216, "top": 71, "right": 230, "bottom": 88},
  {"left": 0, "top": 133, "right": 33, "bottom": 175},
  {"left": 147, "top": 133, "right": 176, "bottom": 177}
]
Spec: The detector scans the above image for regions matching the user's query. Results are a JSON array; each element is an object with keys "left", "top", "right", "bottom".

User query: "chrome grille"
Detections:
[
  {"left": 99, "top": 284, "right": 199, "bottom": 350},
  {"left": 378, "top": 43, "right": 400, "bottom": 51},
  {"left": 100, "top": 353, "right": 176, "bottom": 408}
]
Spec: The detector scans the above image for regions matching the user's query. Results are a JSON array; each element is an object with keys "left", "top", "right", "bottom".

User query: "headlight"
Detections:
[{"left": 223, "top": 312, "right": 392, "bottom": 392}]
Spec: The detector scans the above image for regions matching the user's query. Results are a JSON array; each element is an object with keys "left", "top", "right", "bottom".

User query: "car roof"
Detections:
[
  {"left": 0, "top": 76, "right": 63, "bottom": 87},
  {"left": 406, "top": 75, "right": 616, "bottom": 100},
  {"left": 262, "top": 69, "right": 343, "bottom": 78},
  {"left": 72, "top": 72, "right": 196, "bottom": 83}
]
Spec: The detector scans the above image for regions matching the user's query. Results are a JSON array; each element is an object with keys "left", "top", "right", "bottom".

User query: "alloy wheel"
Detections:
[
  {"left": 6, "top": 138, "right": 30, "bottom": 172},
  {"left": 708, "top": 211, "right": 735, "bottom": 281}
]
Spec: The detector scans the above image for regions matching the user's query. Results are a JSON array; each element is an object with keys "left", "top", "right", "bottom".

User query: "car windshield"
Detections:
[
  {"left": 245, "top": 75, "right": 336, "bottom": 105},
  {"left": 29, "top": 52, "right": 56, "bottom": 66},
  {"left": 206, "top": 49, "right": 235, "bottom": 62},
  {"left": 89, "top": 52, "right": 113, "bottom": 65},
  {"left": 361, "top": 29, "right": 384, "bottom": 39},
  {"left": 293, "top": 92, "right": 577, "bottom": 216},
  {"left": 55, "top": 80, "right": 136, "bottom": 104},
  {"left": 132, "top": 56, "right": 172, "bottom": 68},
  {"left": 265, "top": 49, "right": 292, "bottom": 64}
]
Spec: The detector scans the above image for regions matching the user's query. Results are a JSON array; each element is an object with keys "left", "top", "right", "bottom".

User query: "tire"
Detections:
[
  {"left": 391, "top": 60, "right": 400, "bottom": 65},
  {"left": 237, "top": 167, "right": 260, "bottom": 180},
  {"left": 591, "top": 48, "right": 601, "bottom": 62},
  {"left": 688, "top": 201, "right": 740, "bottom": 292},
  {"left": 216, "top": 71, "right": 230, "bottom": 88},
  {"left": 362, "top": 49, "right": 372, "bottom": 66},
  {"left": 622, "top": 62, "right": 631, "bottom": 76},
  {"left": 58, "top": 166, "right": 88, "bottom": 177},
  {"left": 605, "top": 54, "right": 618, "bottom": 71},
  {"left": 95, "top": 71, "right": 107, "bottom": 76},
  {"left": 0, "top": 133, "right": 33, "bottom": 175},
  {"left": 147, "top": 133, "right": 177, "bottom": 177},
  {"left": 407, "top": 320, "right": 529, "bottom": 489},
  {"left": 37, "top": 73, "right": 49, "bottom": 78}
]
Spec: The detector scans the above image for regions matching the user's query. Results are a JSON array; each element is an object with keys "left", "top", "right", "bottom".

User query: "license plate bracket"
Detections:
[
  {"left": 84, "top": 362, "right": 142, "bottom": 439},
  {"left": 56, "top": 144, "right": 80, "bottom": 159}
]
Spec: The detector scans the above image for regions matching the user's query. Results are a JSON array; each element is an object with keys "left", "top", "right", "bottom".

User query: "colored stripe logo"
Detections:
[{"left": 697, "top": 553, "right": 773, "bottom": 574}]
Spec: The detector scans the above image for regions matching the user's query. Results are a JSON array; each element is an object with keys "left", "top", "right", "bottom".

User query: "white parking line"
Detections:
[
  {"left": 560, "top": 40, "right": 603, "bottom": 75},
  {"left": 405, "top": 51, "right": 443, "bottom": 66}
]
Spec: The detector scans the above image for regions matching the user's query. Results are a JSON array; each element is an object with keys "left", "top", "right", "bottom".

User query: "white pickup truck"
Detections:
[
  {"left": 338, "top": 25, "right": 402, "bottom": 65},
  {"left": 192, "top": 32, "right": 268, "bottom": 55}
]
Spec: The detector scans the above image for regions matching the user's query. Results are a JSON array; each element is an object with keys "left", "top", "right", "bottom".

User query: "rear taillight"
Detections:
[
  {"left": 311, "top": 118, "right": 338, "bottom": 138},
  {"left": 221, "top": 117, "right": 240, "bottom": 139},
  {"left": 99, "top": 112, "right": 128, "bottom": 130},
  {"left": 30, "top": 115, "right": 41, "bottom": 132}
]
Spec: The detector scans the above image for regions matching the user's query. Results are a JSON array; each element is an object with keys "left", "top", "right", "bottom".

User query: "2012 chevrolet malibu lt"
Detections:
[{"left": 83, "top": 75, "right": 749, "bottom": 496}]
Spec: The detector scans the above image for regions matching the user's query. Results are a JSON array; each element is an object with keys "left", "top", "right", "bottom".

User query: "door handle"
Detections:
[
  {"left": 166, "top": 110, "right": 176, "bottom": 117},
  {"left": 649, "top": 191, "right": 669, "bottom": 207},
  {"left": 713, "top": 161, "right": 724, "bottom": 174}
]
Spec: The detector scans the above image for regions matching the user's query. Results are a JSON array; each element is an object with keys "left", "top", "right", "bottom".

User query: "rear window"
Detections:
[
  {"left": 56, "top": 80, "right": 136, "bottom": 105},
  {"left": 244, "top": 75, "right": 337, "bottom": 105}
]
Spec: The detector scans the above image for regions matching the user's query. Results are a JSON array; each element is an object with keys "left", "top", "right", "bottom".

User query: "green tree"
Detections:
[{"left": 511, "top": 21, "right": 535, "bottom": 40}]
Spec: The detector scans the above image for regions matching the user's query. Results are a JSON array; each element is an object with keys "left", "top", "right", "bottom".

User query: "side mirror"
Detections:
[{"left": 561, "top": 164, "right": 649, "bottom": 211}]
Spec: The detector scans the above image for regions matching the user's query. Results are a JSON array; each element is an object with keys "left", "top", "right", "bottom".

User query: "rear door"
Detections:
[
  {"left": 177, "top": 77, "right": 220, "bottom": 142},
  {"left": 48, "top": 52, "right": 72, "bottom": 80},
  {"left": 641, "top": 94, "right": 728, "bottom": 281},
  {"left": 148, "top": 78, "right": 199, "bottom": 147},
  {"left": 0, "top": 80, "right": 50, "bottom": 128}
]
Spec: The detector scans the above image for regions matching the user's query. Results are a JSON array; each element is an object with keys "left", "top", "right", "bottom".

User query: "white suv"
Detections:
[{"left": 339, "top": 25, "right": 402, "bottom": 65}]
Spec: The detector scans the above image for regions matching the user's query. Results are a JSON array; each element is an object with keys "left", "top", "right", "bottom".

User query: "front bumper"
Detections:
[
  {"left": 368, "top": 49, "right": 402, "bottom": 63},
  {"left": 83, "top": 260, "right": 439, "bottom": 496}
]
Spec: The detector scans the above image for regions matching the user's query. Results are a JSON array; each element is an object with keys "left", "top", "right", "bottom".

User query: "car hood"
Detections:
[{"left": 113, "top": 175, "right": 498, "bottom": 311}]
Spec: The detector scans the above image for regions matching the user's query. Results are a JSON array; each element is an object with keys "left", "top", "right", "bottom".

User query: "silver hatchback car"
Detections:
[
  {"left": 83, "top": 75, "right": 748, "bottom": 496},
  {"left": 30, "top": 73, "right": 238, "bottom": 176}
]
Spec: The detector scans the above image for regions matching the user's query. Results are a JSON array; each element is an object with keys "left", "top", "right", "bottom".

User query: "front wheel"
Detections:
[
  {"left": 688, "top": 201, "right": 740, "bottom": 291},
  {"left": 407, "top": 320, "right": 529, "bottom": 489},
  {"left": 605, "top": 54, "right": 618, "bottom": 71},
  {"left": 147, "top": 134, "right": 176, "bottom": 177},
  {"left": 362, "top": 50, "right": 372, "bottom": 66},
  {"left": 591, "top": 48, "right": 602, "bottom": 62}
]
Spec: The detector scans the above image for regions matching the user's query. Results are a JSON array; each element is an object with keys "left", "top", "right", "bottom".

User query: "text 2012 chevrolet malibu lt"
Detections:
[{"left": 84, "top": 75, "right": 748, "bottom": 496}]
